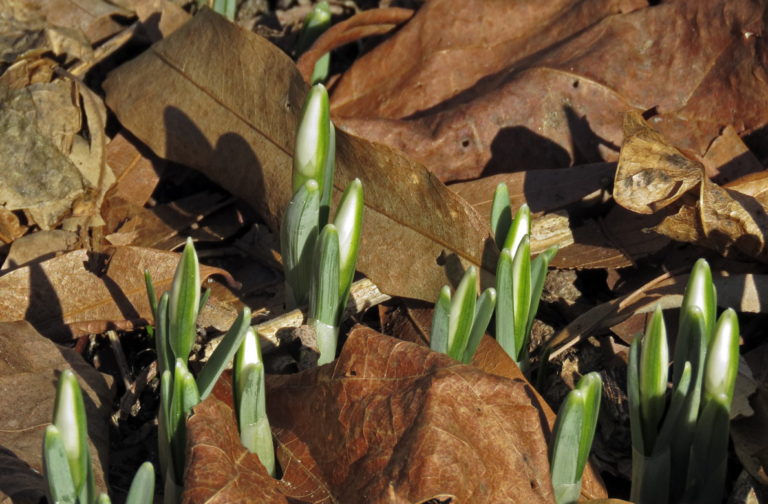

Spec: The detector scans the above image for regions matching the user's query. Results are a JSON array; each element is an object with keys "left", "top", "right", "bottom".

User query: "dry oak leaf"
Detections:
[
  {"left": 185, "top": 326, "right": 557, "bottom": 503},
  {"left": 0, "top": 246, "right": 235, "bottom": 340},
  {"left": 103, "top": 10, "right": 494, "bottom": 302},
  {"left": 616, "top": 111, "right": 768, "bottom": 262},
  {"left": 0, "top": 321, "right": 113, "bottom": 504},
  {"left": 328, "top": 0, "right": 768, "bottom": 182}
]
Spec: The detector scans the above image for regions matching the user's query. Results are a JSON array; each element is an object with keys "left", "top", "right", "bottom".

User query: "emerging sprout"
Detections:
[
  {"left": 550, "top": 372, "right": 602, "bottom": 504},
  {"left": 145, "top": 238, "right": 251, "bottom": 502},
  {"left": 234, "top": 328, "right": 276, "bottom": 476},
  {"left": 628, "top": 259, "right": 739, "bottom": 504},
  {"left": 295, "top": 1, "right": 333, "bottom": 84},
  {"left": 44, "top": 371, "right": 155, "bottom": 504},
  {"left": 282, "top": 84, "right": 336, "bottom": 308},
  {"left": 44, "top": 369, "right": 94, "bottom": 504},
  {"left": 491, "top": 184, "right": 557, "bottom": 371},
  {"left": 430, "top": 266, "right": 497, "bottom": 364}
]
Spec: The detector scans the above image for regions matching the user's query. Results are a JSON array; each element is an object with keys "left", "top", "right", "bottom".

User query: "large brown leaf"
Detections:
[
  {"left": 615, "top": 111, "right": 768, "bottom": 262},
  {"left": 185, "top": 327, "right": 557, "bottom": 503},
  {"left": 103, "top": 10, "right": 494, "bottom": 302},
  {"left": 379, "top": 301, "right": 609, "bottom": 500},
  {"left": 0, "top": 321, "right": 113, "bottom": 504},
  {"left": 0, "top": 246, "right": 235, "bottom": 340},
  {"left": 328, "top": 0, "right": 768, "bottom": 182}
]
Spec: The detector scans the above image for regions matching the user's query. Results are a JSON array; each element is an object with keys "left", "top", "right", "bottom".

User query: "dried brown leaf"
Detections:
[
  {"left": 187, "top": 327, "right": 559, "bottom": 503},
  {"left": 702, "top": 125, "right": 765, "bottom": 183},
  {"left": 617, "top": 112, "right": 768, "bottom": 262},
  {"left": 329, "top": 0, "right": 768, "bottom": 182},
  {"left": 25, "top": 0, "right": 132, "bottom": 44},
  {"left": 0, "top": 208, "right": 27, "bottom": 245},
  {"left": 103, "top": 10, "right": 494, "bottom": 302},
  {"left": 380, "top": 302, "right": 609, "bottom": 501},
  {"left": 0, "top": 246, "right": 236, "bottom": 340},
  {"left": 614, "top": 111, "right": 703, "bottom": 214},
  {"left": 0, "top": 321, "right": 113, "bottom": 503},
  {"left": 0, "top": 80, "right": 84, "bottom": 228},
  {"left": 0, "top": 229, "right": 79, "bottom": 271},
  {"left": 450, "top": 163, "right": 615, "bottom": 217}
]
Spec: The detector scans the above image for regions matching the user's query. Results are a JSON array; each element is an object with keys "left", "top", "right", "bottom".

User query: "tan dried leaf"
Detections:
[
  {"left": 103, "top": 10, "right": 493, "bottom": 302},
  {"left": 0, "top": 246, "right": 236, "bottom": 340},
  {"left": 614, "top": 111, "right": 703, "bottom": 214}
]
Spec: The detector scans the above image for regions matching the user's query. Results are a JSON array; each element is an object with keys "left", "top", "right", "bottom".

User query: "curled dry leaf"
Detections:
[
  {"left": 0, "top": 321, "right": 113, "bottom": 504},
  {"left": 186, "top": 327, "right": 558, "bottom": 503},
  {"left": 0, "top": 246, "right": 236, "bottom": 340},
  {"left": 328, "top": 0, "right": 768, "bottom": 182},
  {"left": 103, "top": 10, "right": 494, "bottom": 302},
  {"left": 616, "top": 111, "right": 768, "bottom": 262},
  {"left": 614, "top": 111, "right": 703, "bottom": 215}
]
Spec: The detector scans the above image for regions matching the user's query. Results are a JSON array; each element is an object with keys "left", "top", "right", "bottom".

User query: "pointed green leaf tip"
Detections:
[
  {"left": 168, "top": 237, "right": 200, "bottom": 364},
  {"left": 503, "top": 203, "right": 531, "bottom": 255},
  {"left": 334, "top": 178, "right": 364, "bottom": 307},
  {"left": 448, "top": 266, "right": 478, "bottom": 360},
  {"left": 639, "top": 305, "right": 668, "bottom": 448},
  {"left": 51, "top": 369, "right": 89, "bottom": 493},
  {"left": 703, "top": 308, "right": 739, "bottom": 407},
  {"left": 293, "top": 84, "right": 330, "bottom": 195},
  {"left": 490, "top": 182, "right": 511, "bottom": 250},
  {"left": 680, "top": 258, "right": 717, "bottom": 342},
  {"left": 125, "top": 462, "right": 155, "bottom": 504}
]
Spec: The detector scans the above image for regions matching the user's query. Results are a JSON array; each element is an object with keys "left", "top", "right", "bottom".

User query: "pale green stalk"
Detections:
[
  {"left": 310, "top": 224, "right": 340, "bottom": 365},
  {"left": 146, "top": 239, "right": 253, "bottom": 502},
  {"left": 490, "top": 182, "right": 511, "bottom": 250},
  {"left": 234, "top": 328, "right": 276, "bottom": 476},
  {"left": 293, "top": 84, "right": 331, "bottom": 198},
  {"left": 168, "top": 238, "right": 200, "bottom": 366},
  {"left": 628, "top": 259, "right": 740, "bottom": 504},
  {"left": 550, "top": 372, "right": 602, "bottom": 504}
]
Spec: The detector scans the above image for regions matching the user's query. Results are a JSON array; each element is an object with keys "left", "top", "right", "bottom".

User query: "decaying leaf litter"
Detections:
[{"left": 1, "top": 0, "right": 767, "bottom": 502}]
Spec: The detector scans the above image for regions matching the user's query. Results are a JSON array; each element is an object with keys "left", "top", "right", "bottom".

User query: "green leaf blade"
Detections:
[
  {"left": 197, "top": 307, "right": 252, "bottom": 400},
  {"left": 168, "top": 238, "right": 201, "bottom": 364},
  {"left": 447, "top": 266, "right": 477, "bottom": 361}
]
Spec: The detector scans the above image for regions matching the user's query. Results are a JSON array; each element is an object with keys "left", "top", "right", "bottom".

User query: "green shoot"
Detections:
[
  {"left": 550, "top": 372, "right": 602, "bottom": 504},
  {"left": 307, "top": 179, "right": 364, "bottom": 365},
  {"left": 628, "top": 259, "right": 740, "bottom": 504},
  {"left": 124, "top": 462, "right": 155, "bottom": 504},
  {"left": 43, "top": 370, "right": 95, "bottom": 504},
  {"left": 282, "top": 84, "right": 334, "bottom": 308},
  {"left": 145, "top": 238, "right": 251, "bottom": 502},
  {"left": 430, "top": 266, "right": 497, "bottom": 364},
  {"left": 295, "top": 1, "right": 333, "bottom": 84},
  {"left": 234, "top": 328, "right": 276, "bottom": 476},
  {"left": 492, "top": 186, "right": 558, "bottom": 370}
]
